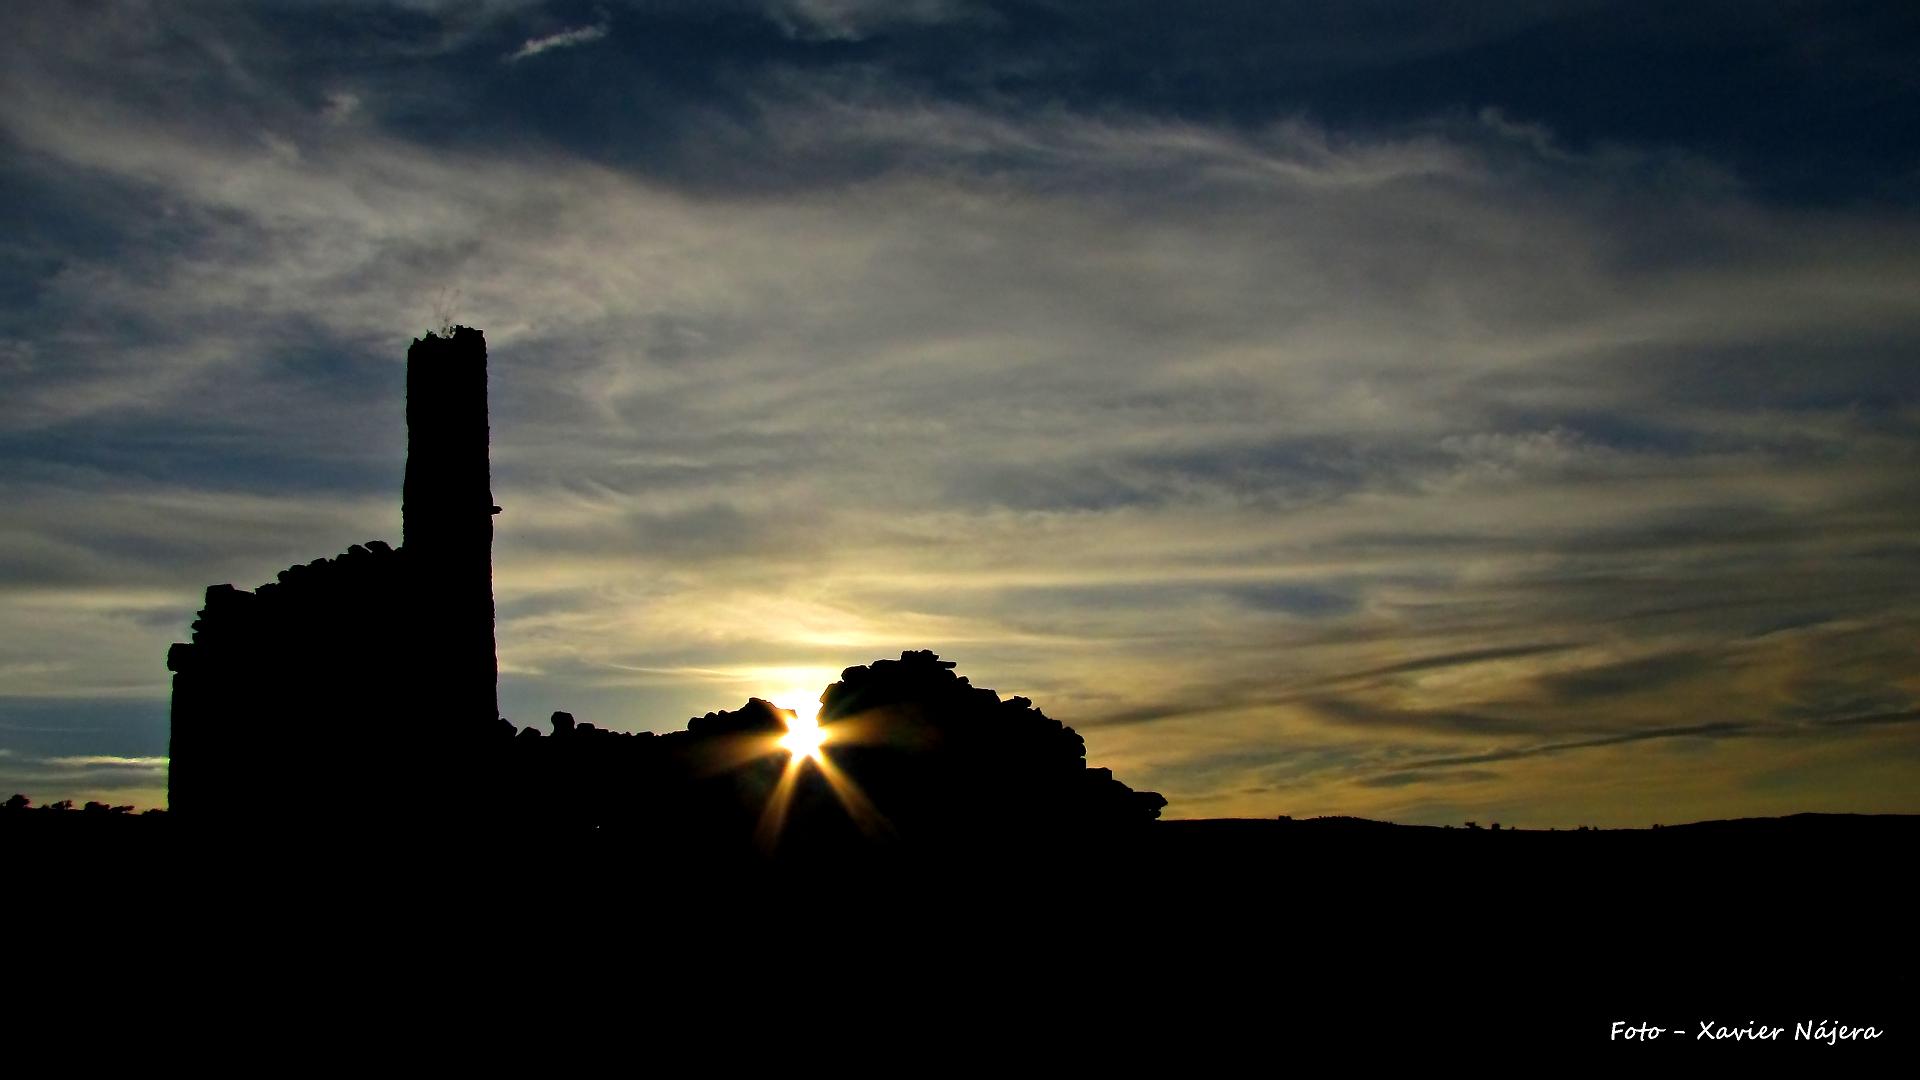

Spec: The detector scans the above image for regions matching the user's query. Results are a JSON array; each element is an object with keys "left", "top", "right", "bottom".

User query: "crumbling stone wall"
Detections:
[
  {"left": 163, "top": 328, "right": 1168, "bottom": 845},
  {"left": 167, "top": 328, "right": 504, "bottom": 822},
  {"left": 169, "top": 542, "right": 410, "bottom": 818}
]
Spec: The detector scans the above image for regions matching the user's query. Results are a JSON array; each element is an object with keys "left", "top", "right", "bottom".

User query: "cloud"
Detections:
[
  {"left": 0, "top": 2, "right": 1916, "bottom": 821},
  {"left": 44, "top": 755, "right": 169, "bottom": 769},
  {"left": 1356, "top": 768, "right": 1501, "bottom": 790},
  {"left": 1387, "top": 722, "right": 1759, "bottom": 774},
  {"left": 1330, "top": 644, "right": 1587, "bottom": 684},
  {"left": 321, "top": 91, "right": 363, "bottom": 126},
  {"left": 1531, "top": 649, "right": 1715, "bottom": 703},
  {"left": 763, "top": 0, "right": 987, "bottom": 42},
  {"left": 1825, "top": 708, "right": 1920, "bottom": 729},
  {"left": 504, "top": 21, "right": 610, "bottom": 63},
  {"left": 0, "top": 747, "right": 170, "bottom": 806}
]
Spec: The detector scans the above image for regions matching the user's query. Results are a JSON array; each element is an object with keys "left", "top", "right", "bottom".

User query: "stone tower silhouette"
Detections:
[
  {"left": 167, "top": 327, "right": 503, "bottom": 820},
  {"left": 403, "top": 326, "right": 501, "bottom": 729}
]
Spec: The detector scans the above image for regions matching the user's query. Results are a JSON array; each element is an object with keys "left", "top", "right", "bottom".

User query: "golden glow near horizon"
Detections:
[
  {"left": 776, "top": 709, "right": 828, "bottom": 762},
  {"left": 767, "top": 684, "right": 822, "bottom": 721},
  {"left": 769, "top": 682, "right": 827, "bottom": 761}
]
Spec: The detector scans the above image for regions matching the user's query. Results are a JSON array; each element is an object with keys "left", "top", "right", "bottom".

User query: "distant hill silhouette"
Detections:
[{"left": 11, "top": 785, "right": 1909, "bottom": 1055}]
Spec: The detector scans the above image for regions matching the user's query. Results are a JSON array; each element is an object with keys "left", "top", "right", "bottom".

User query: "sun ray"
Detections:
[
  {"left": 809, "top": 750, "right": 892, "bottom": 839},
  {"left": 675, "top": 727, "right": 788, "bottom": 778},
  {"left": 754, "top": 754, "right": 807, "bottom": 851},
  {"left": 752, "top": 706, "right": 893, "bottom": 848}
]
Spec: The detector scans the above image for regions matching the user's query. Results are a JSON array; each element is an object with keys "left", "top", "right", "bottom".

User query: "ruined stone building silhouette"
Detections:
[
  {"left": 164, "top": 326, "right": 1165, "bottom": 840},
  {"left": 166, "top": 327, "right": 505, "bottom": 819}
]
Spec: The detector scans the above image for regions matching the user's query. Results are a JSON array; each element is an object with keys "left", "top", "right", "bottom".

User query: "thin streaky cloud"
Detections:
[
  {"left": 0, "top": 1, "right": 1913, "bottom": 823},
  {"left": 505, "top": 22, "right": 609, "bottom": 63}
]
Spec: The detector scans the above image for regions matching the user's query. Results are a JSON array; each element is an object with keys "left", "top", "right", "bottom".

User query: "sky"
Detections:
[{"left": 2, "top": 0, "right": 1917, "bottom": 824}]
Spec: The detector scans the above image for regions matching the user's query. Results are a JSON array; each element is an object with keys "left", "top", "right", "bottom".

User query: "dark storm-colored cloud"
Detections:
[
  {"left": 1227, "top": 583, "right": 1359, "bottom": 618},
  {"left": 1305, "top": 697, "right": 1553, "bottom": 739},
  {"left": 1825, "top": 708, "right": 1920, "bottom": 729},
  {"left": 1071, "top": 641, "right": 1582, "bottom": 731},
  {"left": 1361, "top": 706, "right": 1920, "bottom": 792},
  {"left": 16, "top": 0, "right": 1906, "bottom": 204},
  {"left": 1332, "top": 643, "right": 1584, "bottom": 683},
  {"left": 421, "top": 0, "right": 1920, "bottom": 204},
  {"left": 774, "top": 2, "right": 1908, "bottom": 202},
  {"left": 1355, "top": 768, "right": 1501, "bottom": 790},
  {"left": 1387, "top": 720, "right": 1759, "bottom": 773},
  {"left": 1531, "top": 649, "right": 1716, "bottom": 704}
]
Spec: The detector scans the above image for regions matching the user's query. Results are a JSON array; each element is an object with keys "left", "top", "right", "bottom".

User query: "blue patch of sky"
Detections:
[
  {"left": 1226, "top": 582, "right": 1360, "bottom": 618},
  {"left": 0, "top": 699, "right": 170, "bottom": 760},
  {"left": 247, "top": 2, "right": 1920, "bottom": 205},
  {"left": 0, "top": 423, "right": 396, "bottom": 496}
]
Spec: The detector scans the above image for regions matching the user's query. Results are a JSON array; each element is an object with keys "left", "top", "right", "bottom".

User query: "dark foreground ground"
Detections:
[{"left": 9, "top": 811, "right": 1911, "bottom": 1064}]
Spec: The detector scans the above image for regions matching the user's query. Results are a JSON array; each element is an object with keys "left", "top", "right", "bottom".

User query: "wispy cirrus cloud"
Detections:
[
  {"left": 763, "top": 0, "right": 986, "bottom": 41},
  {"left": 45, "top": 755, "right": 170, "bottom": 769},
  {"left": 0, "top": 1, "right": 1916, "bottom": 821},
  {"left": 505, "top": 21, "right": 609, "bottom": 63}
]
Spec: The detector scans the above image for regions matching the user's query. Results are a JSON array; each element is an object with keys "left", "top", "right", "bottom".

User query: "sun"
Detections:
[
  {"left": 777, "top": 710, "right": 828, "bottom": 762},
  {"left": 755, "top": 688, "right": 886, "bottom": 849},
  {"left": 769, "top": 686, "right": 828, "bottom": 762}
]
